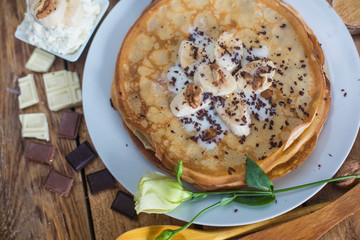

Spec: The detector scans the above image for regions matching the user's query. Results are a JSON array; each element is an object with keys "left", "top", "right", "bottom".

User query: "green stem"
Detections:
[
  {"left": 177, "top": 174, "right": 182, "bottom": 187},
  {"left": 226, "top": 193, "right": 272, "bottom": 197},
  {"left": 192, "top": 175, "right": 360, "bottom": 200},
  {"left": 194, "top": 190, "right": 272, "bottom": 196},
  {"left": 172, "top": 201, "right": 222, "bottom": 235},
  {"left": 274, "top": 174, "right": 360, "bottom": 194}
]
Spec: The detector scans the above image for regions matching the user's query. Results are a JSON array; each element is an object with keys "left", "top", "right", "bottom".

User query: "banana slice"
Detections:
[
  {"left": 214, "top": 32, "right": 243, "bottom": 73},
  {"left": 170, "top": 83, "right": 210, "bottom": 117},
  {"left": 214, "top": 92, "right": 251, "bottom": 137},
  {"left": 178, "top": 40, "right": 207, "bottom": 77},
  {"left": 189, "top": 27, "right": 216, "bottom": 62},
  {"left": 194, "top": 63, "right": 236, "bottom": 96},
  {"left": 235, "top": 59, "right": 276, "bottom": 94}
]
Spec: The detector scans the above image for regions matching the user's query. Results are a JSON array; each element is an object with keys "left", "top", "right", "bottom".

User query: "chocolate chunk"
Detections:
[
  {"left": 58, "top": 111, "right": 82, "bottom": 139},
  {"left": 65, "top": 141, "right": 97, "bottom": 171},
  {"left": 86, "top": 169, "right": 116, "bottom": 195},
  {"left": 25, "top": 141, "right": 55, "bottom": 165},
  {"left": 110, "top": 191, "right": 136, "bottom": 218},
  {"left": 43, "top": 169, "right": 73, "bottom": 197}
]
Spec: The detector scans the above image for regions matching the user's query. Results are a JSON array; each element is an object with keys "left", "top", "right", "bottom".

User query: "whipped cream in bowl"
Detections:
[{"left": 15, "top": 0, "right": 109, "bottom": 62}]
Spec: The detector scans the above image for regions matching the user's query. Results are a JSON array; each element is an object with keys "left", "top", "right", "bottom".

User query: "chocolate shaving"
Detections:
[{"left": 227, "top": 167, "right": 236, "bottom": 175}]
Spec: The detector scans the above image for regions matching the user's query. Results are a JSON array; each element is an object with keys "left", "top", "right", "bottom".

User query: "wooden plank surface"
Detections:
[
  {"left": 0, "top": 1, "right": 92, "bottom": 239},
  {"left": 0, "top": 0, "right": 359, "bottom": 240}
]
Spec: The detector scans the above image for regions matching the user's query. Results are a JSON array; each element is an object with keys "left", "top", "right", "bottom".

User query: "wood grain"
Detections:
[
  {"left": 238, "top": 184, "right": 360, "bottom": 240},
  {"left": 0, "top": 1, "right": 91, "bottom": 239},
  {"left": 0, "top": 0, "right": 359, "bottom": 240}
]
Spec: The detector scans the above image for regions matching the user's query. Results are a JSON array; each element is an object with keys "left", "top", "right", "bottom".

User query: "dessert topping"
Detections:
[
  {"left": 214, "top": 32, "right": 244, "bottom": 72},
  {"left": 178, "top": 41, "right": 208, "bottom": 78},
  {"left": 35, "top": 0, "right": 56, "bottom": 19},
  {"left": 167, "top": 29, "right": 278, "bottom": 146},
  {"left": 214, "top": 93, "right": 251, "bottom": 137},
  {"left": 170, "top": 83, "right": 210, "bottom": 117},
  {"left": 210, "top": 63, "right": 225, "bottom": 87},
  {"left": 185, "top": 83, "right": 202, "bottom": 109},
  {"left": 235, "top": 59, "right": 276, "bottom": 94},
  {"left": 202, "top": 128, "right": 217, "bottom": 141},
  {"left": 194, "top": 63, "right": 236, "bottom": 96}
]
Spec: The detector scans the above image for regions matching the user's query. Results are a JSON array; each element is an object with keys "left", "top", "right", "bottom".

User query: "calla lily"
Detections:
[{"left": 134, "top": 171, "right": 192, "bottom": 214}]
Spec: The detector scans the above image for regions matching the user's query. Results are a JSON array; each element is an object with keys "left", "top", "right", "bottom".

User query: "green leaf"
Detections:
[
  {"left": 174, "top": 160, "right": 184, "bottom": 186},
  {"left": 234, "top": 194, "right": 275, "bottom": 206},
  {"left": 220, "top": 195, "right": 237, "bottom": 206},
  {"left": 245, "top": 156, "right": 274, "bottom": 192}
]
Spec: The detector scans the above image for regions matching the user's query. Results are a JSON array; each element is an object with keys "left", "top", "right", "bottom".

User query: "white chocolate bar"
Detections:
[
  {"left": 19, "top": 113, "right": 50, "bottom": 141},
  {"left": 43, "top": 70, "right": 82, "bottom": 111},
  {"left": 25, "top": 48, "right": 56, "bottom": 73},
  {"left": 18, "top": 74, "right": 39, "bottom": 109}
]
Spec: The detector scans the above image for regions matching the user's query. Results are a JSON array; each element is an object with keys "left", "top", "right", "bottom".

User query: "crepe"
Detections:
[{"left": 111, "top": 0, "right": 331, "bottom": 190}]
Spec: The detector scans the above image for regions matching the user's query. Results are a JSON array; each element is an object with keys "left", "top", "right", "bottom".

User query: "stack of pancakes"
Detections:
[{"left": 111, "top": 0, "right": 331, "bottom": 190}]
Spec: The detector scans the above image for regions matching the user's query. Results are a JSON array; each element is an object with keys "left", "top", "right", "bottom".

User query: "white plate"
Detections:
[
  {"left": 15, "top": 0, "right": 109, "bottom": 62},
  {"left": 83, "top": 0, "right": 360, "bottom": 226}
]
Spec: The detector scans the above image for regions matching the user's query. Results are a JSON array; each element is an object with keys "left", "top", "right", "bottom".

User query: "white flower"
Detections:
[{"left": 134, "top": 171, "right": 192, "bottom": 214}]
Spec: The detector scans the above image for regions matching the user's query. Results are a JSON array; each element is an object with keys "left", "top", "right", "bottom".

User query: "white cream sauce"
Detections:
[{"left": 167, "top": 63, "right": 192, "bottom": 94}]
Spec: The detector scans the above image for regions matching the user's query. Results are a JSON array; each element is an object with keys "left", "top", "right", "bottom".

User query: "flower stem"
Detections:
[
  {"left": 274, "top": 174, "right": 360, "bottom": 194},
  {"left": 194, "top": 190, "right": 272, "bottom": 196},
  {"left": 172, "top": 201, "right": 222, "bottom": 235}
]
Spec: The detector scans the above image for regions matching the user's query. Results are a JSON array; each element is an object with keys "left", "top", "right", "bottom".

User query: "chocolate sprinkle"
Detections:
[{"left": 227, "top": 167, "right": 236, "bottom": 175}]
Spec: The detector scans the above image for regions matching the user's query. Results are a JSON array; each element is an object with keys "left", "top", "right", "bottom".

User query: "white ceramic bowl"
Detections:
[{"left": 15, "top": 0, "right": 109, "bottom": 62}]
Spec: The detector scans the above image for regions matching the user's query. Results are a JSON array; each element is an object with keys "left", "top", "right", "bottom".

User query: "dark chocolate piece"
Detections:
[
  {"left": 86, "top": 168, "right": 116, "bottom": 195},
  {"left": 25, "top": 141, "right": 55, "bottom": 165},
  {"left": 65, "top": 141, "right": 97, "bottom": 171},
  {"left": 110, "top": 191, "right": 136, "bottom": 218},
  {"left": 58, "top": 111, "right": 82, "bottom": 139},
  {"left": 43, "top": 169, "right": 73, "bottom": 197}
]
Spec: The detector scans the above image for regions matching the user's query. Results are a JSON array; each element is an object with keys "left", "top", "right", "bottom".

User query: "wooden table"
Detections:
[{"left": 1, "top": 0, "right": 359, "bottom": 239}]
